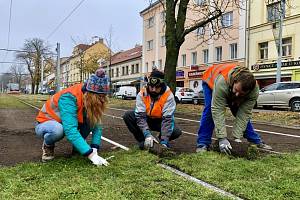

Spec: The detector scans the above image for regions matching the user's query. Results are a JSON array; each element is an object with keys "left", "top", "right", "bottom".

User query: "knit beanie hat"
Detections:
[
  {"left": 85, "top": 68, "right": 110, "bottom": 94},
  {"left": 148, "top": 70, "right": 165, "bottom": 87}
]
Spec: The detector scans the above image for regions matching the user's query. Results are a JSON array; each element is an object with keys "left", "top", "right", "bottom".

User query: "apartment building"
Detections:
[
  {"left": 103, "top": 45, "right": 142, "bottom": 91},
  {"left": 140, "top": 0, "right": 247, "bottom": 92},
  {"left": 248, "top": 0, "right": 300, "bottom": 88}
]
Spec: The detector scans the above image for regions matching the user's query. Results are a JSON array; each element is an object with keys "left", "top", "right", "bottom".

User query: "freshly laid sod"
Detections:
[
  {"left": 0, "top": 150, "right": 229, "bottom": 200},
  {"left": 164, "top": 152, "right": 300, "bottom": 200}
]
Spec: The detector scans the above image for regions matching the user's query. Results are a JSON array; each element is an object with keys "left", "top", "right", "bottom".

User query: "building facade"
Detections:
[
  {"left": 103, "top": 45, "right": 143, "bottom": 92},
  {"left": 140, "top": 0, "right": 247, "bottom": 92},
  {"left": 248, "top": 0, "right": 300, "bottom": 88}
]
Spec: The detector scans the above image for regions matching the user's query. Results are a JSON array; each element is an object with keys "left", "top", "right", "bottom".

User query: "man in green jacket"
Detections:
[{"left": 196, "top": 64, "right": 272, "bottom": 154}]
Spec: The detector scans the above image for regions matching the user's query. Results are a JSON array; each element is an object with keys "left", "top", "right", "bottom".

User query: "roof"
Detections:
[
  {"left": 111, "top": 45, "right": 142, "bottom": 65},
  {"left": 140, "top": 0, "right": 161, "bottom": 15},
  {"left": 75, "top": 44, "right": 90, "bottom": 51}
]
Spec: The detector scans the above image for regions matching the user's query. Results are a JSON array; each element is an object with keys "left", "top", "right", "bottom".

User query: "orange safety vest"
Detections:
[
  {"left": 36, "top": 83, "right": 84, "bottom": 123},
  {"left": 141, "top": 88, "right": 172, "bottom": 118},
  {"left": 202, "top": 63, "right": 237, "bottom": 89}
]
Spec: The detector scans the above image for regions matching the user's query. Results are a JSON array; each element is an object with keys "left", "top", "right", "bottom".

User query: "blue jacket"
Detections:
[{"left": 58, "top": 93, "right": 102, "bottom": 156}]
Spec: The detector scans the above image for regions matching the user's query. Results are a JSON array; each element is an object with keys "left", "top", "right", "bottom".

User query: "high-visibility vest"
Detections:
[
  {"left": 202, "top": 64, "right": 237, "bottom": 89},
  {"left": 36, "top": 84, "right": 84, "bottom": 123},
  {"left": 140, "top": 88, "right": 172, "bottom": 118}
]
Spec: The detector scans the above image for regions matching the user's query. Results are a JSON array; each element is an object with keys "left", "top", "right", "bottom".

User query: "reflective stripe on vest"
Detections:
[
  {"left": 202, "top": 64, "right": 237, "bottom": 89},
  {"left": 141, "top": 88, "right": 172, "bottom": 118},
  {"left": 36, "top": 84, "right": 84, "bottom": 123}
]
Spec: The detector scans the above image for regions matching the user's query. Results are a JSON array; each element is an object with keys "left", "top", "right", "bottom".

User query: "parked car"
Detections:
[
  {"left": 114, "top": 86, "right": 137, "bottom": 100},
  {"left": 192, "top": 89, "right": 205, "bottom": 105},
  {"left": 175, "top": 87, "right": 195, "bottom": 103},
  {"left": 256, "top": 81, "right": 300, "bottom": 112}
]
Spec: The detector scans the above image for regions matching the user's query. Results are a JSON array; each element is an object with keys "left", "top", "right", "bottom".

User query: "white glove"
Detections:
[
  {"left": 144, "top": 135, "right": 159, "bottom": 149},
  {"left": 88, "top": 148, "right": 109, "bottom": 166},
  {"left": 219, "top": 138, "right": 232, "bottom": 155}
]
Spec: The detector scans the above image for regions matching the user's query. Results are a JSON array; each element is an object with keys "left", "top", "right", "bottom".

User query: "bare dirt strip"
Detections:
[{"left": 1, "top": 104, "right": 300, "bottom": 166}]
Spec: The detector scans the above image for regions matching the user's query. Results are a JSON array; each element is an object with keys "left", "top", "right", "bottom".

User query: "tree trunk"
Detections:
[{"left": 164, "top": 45, "right": 180, "bottom": 93}]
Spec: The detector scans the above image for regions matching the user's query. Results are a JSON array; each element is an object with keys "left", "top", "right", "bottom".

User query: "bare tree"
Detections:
[
  {"left": 16, "top": 38, "right": 53, "bottom": 94},
  {"left": 151, "top": 0, "right": 243, "bottom": 92},
  {"left": 9, "top": 65, "right": 26, "bottom": 86}
]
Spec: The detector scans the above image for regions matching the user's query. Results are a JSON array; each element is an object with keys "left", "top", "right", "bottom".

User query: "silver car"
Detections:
[{"left": 257, "top": 81, "right": 300, "bottom": 112}]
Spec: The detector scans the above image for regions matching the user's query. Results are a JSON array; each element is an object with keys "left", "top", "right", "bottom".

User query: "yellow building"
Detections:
[
  {"left": 67, "top": 38, "right": 110, "bottom": 86},
  {"left": 248, "top": 0, "right": 300, "bottom": 88}
]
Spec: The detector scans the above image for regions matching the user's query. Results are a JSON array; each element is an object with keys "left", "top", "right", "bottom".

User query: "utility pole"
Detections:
[
  {"left": 56, "top": 43, "right": 61, "bottom": 93},
  {"left": 40, "top": 58, "right": 44, "bottom": 93},
  {"left": 276, "top": 0, "right": 286, "bottom": 83}
]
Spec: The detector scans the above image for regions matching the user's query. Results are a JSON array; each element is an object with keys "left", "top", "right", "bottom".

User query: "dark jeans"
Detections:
[{"left": 123, "top": 111, "right": 182, "bottom": 143}]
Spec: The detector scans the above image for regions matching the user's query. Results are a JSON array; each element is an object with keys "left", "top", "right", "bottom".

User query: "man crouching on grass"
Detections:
[{"left": 123, "top": 70, "right": 182, "bottom": 150}]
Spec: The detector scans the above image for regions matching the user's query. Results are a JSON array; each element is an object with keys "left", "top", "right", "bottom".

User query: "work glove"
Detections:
[
  {"left": 160, "top": 140, "right": 170, "bottom": 148},
  {"left": 144, "top": 134, "right": 159, "bottom": 149},
  {"left": 88, "top": 148, "right": 109, "bottom": 166},
  {"left": 219, "top": 138, "right": 232, "bottom": 155}
]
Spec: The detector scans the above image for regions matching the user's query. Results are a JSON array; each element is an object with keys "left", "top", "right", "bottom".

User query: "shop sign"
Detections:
[
  {"left": 176, "top": 70, "right": 185, "bottom": 78},
  {"left": 188, "top": 70, "right": 203, "bottom": 78},
  {"left": 252, "top": 60, "right": 300, "bottom": 71}
]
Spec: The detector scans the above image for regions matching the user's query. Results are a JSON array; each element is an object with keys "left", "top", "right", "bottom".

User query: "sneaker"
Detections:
[
  {"left": 257, "top": 142, "right": 272, "bottom": 150},
  {"left": 42, "top": 142, "right": 55, "bottom": 162},
  {"left": 196, "top": 145, "right": 208, "bottom": 153}
]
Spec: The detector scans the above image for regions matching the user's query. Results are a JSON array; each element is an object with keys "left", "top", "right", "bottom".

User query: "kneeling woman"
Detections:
[{"left": 35, "top": 68, "right": 109, "bottom": 166}]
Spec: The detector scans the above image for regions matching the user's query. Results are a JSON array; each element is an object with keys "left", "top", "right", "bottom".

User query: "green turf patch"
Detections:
[
  {"left": 0, "top": 94, "right": 28, "bottom": 109},
  {"left": 163, "top": 152, "right": 300, "bottom": 200},
  {"left": 0, "top": 149, "right": 229, "bottom": 200}
]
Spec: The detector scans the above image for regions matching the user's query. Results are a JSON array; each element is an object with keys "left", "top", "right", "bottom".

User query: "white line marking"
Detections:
[
  {"left": 101, "top": 136, "right": 129, "bottom": 151},
  {"left": 159, "top": 163, "right": 243, "bottom": 200},
  {"left": 108, "top": 107, "right": 300, "bottom": 139}
]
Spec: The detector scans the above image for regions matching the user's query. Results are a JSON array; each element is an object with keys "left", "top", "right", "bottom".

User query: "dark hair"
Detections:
[{"left": 234, "top": 70, "right": 256, "bottom": 93}]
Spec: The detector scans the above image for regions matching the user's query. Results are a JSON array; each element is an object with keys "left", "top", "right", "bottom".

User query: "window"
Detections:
[
  {"left": 147, "top": 17, "right": 154, "bottom": 28},
  {"left": 158, "top": 59, "right": 162, "bottom": 69},
  {"left": 125, "top": 66, "right": 129, "bottom": 75},
  {"left": 195, "top": 0, "right": 207, "bottom": 6},
  {"left": 282, "top": 37, "right": 292, "bottom": 57},
  {"left": 215, "top": 46, "right": 222, "bottom": 61},
  {"left": 147, "top": 40, "right": 153, "bottom": 51},
  {"left": 222, "top": 11, "right": 233, "bottom": 27},
  {"left": 230, "top": 43, "right": 238, "bottom": 59},
  {"left": 160, "top": 11, "right": 166, "bottom": 22},
  {"left": 182, "top": 54, "right": 186, "bottom": 66},
  {"left": 203, "top": 49, "right": 209, "bottom": 63},
  {"left": 111, "top": 69, "right": 114, "bottom": 78},
  {"left": 267, "top": 2, "right": 282, "bottom": 22},
  {"left": 161, "top": 36, "right": 166, "bottom": 46},
  {"left": 122, "top": 67, "right": 125, "bottom": 76},
  {"left": 152, "top": 61, "right": 155, "bottom": 68},
  {"left": 145, "top": 62, "right": 149, "bottom": 72},
  {"left": 131, "top": 64, "right": 135, "bottom": 74},
  {"left": 191, "top": 52, "right": 197, "bottom": 65},
  {"left": 116, "top": 68, "right": 119, "bottom": 77},
  {"left": 135, "top": 64, "right": 139, "bottom": 73},
  {"left": 196, "top": 27, "right": 205, "bottom": 36},
  {"left": 259, "top": 42, "right": 268, "bottom": 60},
  {"left": 263, "top": 83, "right": 278, "bottom": 91}
]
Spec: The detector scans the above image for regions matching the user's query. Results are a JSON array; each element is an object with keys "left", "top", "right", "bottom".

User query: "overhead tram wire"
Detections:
[{"left": 46, "top": 0, "right": 88, "bottom": 40}]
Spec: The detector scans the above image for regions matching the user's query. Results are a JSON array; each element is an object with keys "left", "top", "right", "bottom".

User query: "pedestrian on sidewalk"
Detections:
[
  {"left": 35, "top": 68, "right": 110, "bottom": 166},
  {"left": 123, "top": 70, "right": 182, "bottom": 149},
  {"left": 196, "top": 64, "right": 272, "bottom": 154}
]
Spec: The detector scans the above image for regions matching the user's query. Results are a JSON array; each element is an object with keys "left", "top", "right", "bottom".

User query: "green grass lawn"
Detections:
[
  {"left": 0, "top": 150, "right": 228, "bottom": 200},
  {"left": 1, "top": 94, "right": 300, "bottom": 199},
  {"left": 0, "top": 94, "right": 29, "bottom": 109},
  {"left": 164, "top": 152, "right": 300, "bottom": 200}
]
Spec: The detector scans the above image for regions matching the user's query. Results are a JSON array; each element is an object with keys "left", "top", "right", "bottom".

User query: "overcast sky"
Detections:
[{"left": 0, "top": 0, "right": 150, "bottom": 73}]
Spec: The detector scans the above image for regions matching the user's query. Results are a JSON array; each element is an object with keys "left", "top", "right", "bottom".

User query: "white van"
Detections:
[{"left": 114, "top": 86, "right": 137, "bottom": 99}]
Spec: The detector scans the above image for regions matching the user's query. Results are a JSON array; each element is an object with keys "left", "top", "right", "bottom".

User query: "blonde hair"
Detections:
[{"left": 83, "top": 92, "right": 108, "bottom": 127}]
